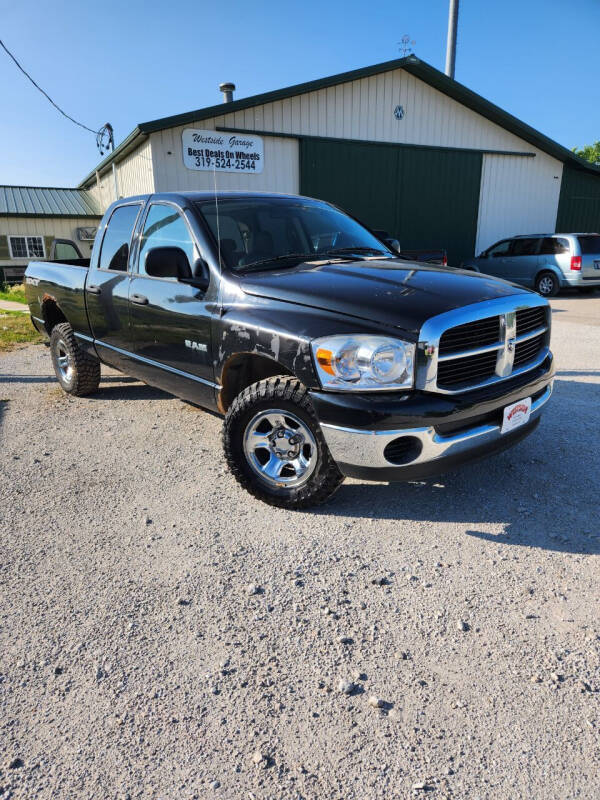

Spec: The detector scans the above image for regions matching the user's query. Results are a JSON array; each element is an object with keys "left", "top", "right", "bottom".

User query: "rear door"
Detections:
[
  {"left": 538, "top": 236, "right": 571, "bottom": 278},
  {"left": 577, "top": 234, "right": 600, "bottom": 279},
  {"left": 85, "top": 201, "right": 143, "bottom": 371},
  {"left": 128, "top": 201, "right": 215, "bottom": 407}
]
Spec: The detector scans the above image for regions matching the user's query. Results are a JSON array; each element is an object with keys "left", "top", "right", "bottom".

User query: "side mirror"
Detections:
[
  {"left": 385, "top": 237, "right": 401, "bottom": 254},
  {"left": 478, "top": 252, "right": 488, "bottom": 259},
  {"left": 188, "top": 257, "right": 210, "bottom": 291},
  {"left": 145, "top": 247, "right": 192, "bottom": 280}
]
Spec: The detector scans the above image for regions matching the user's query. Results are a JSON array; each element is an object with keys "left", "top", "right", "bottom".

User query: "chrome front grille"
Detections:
[
  {"left": 416, "top": 297, "right": 551, "bottom": 394},
  {"left": 437, "top": 349, "right": 499, "bottom": 388},
  {"left": 438, "top": 315, "right": 501, "bottom": 355}
]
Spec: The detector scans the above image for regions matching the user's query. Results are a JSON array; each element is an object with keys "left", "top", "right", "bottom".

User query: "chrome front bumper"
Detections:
[{"left": 320, "top": 382, "right": 552, "bottom": 472}]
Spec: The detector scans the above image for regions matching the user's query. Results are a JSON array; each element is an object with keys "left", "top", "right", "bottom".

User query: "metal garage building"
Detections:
[
  {"left": 79, "top": 55, "right": 600, "bottom": 265},
  {"left": 0, "top": 186, "right": 101, "bottom": 282}
]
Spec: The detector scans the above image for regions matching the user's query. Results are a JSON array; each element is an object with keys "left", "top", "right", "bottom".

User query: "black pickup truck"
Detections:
[{"left": 25, "top": 192, "right": 554, "bottom": 508}]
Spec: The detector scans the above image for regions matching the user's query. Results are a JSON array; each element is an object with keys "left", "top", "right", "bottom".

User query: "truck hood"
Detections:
[{"left": 238, "top": 259, "right": 527, "bottom": 334}]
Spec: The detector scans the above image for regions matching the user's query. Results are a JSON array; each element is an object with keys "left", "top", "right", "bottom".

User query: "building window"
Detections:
[{"left": 8, "top": 235, "right": 45, "bottom": 259}]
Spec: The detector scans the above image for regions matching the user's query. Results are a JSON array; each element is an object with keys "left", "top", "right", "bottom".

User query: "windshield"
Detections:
[{"left": 195, "top": 196, "right": 392, "bottom": 270}]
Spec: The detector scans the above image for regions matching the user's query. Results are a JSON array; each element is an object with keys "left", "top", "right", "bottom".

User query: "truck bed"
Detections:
[{"left": 24, "top": 259, "right": 92, "bottom": 341}]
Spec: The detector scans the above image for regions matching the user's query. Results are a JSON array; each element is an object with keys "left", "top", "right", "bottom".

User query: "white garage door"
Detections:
[{"left": 475, "top": 153, "right": 563, "bottom": 255}]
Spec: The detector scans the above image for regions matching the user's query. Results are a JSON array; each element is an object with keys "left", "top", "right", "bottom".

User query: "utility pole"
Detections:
[{"left": 445, "top": 0, "right": 459, "bottom": 79}]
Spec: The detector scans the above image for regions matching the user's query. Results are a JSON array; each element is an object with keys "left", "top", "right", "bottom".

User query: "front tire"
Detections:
[
  {"left": 50, "top": 322, "right": 100, "bottom": 396},
  {"left": 223, "top": 376, "right": 344, "bottom": 509},
  {"left": 535, "top": 271, "right": 559, "bottom": 297}
]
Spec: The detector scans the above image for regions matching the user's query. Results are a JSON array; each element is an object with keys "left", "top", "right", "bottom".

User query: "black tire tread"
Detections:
[
  {"left": 223, "top": 375, "right": 344, "bottom": 509},
  {"left": 50, "top": 322, "right": 101, "bottom": 396},
  {"left": 535, "top": 271, "right": 559, "bottom": 297}
]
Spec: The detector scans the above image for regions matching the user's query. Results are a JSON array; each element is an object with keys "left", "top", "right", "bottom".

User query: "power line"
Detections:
[{"left": 0, "top": 37, "right": 99, "bottom": 134}]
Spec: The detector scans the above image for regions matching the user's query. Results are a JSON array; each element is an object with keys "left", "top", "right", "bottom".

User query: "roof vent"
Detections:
[{"left": 219, "top": 82, "right": 236, "bottom": 103}]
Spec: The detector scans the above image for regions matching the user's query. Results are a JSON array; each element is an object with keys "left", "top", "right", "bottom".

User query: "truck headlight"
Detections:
[{"left": 311, "top": 335, "right": 415, "bottom": 391}]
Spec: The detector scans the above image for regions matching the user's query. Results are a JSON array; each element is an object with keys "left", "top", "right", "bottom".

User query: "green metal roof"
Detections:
[
  {"left": 79, "top": 55, "right": 600, "bottom": 187},
  {"left": 0, "top": 185, "right": 101, "bottom": 217}
]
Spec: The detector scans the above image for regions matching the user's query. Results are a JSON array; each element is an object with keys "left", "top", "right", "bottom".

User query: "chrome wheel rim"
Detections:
[
  {"left": 538, "top": 276, "right": 554, "bottom": 295},
  {"left": 243, "top": 409, "right": 318, "bottom": 489},
  {"left": 56, "top": 341, "right": 74, "bottom": 383}
]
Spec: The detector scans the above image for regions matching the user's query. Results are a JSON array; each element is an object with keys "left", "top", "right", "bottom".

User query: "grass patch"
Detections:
[
  {"left": 0, "top": 310, "right": 43, "bottom": 351},
  {"left": 0, "top": 282, "right": 26, "bottom": 304}
]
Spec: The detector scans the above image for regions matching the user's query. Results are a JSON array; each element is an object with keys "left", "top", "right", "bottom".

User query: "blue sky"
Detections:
[{"left": 1, "top": 0, "right": 598, "bottom": 187}]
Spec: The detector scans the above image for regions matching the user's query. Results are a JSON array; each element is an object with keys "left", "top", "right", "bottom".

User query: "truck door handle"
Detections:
[
  {"left": 87, "top": 284, "right": 102, "bottom": 295},
  {"left": 131, "top": 293, "right": 149, "bottom": 305}
]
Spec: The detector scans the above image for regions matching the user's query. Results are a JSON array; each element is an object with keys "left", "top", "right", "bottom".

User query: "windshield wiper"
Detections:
[
  {"left": 323, "top": 247, "right": 392, "bottom": 257},
  {"left": 237, "top": 252, "right": 331, "bottom": 273}
]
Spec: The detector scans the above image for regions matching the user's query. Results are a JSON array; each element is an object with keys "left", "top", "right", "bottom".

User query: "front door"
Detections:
[
  {"left": 503, "top": 237, "right": 540, "bottom": 285},
  {"left": 128, "top": 202, "right": 215, "bottom": 407},
  {"left": 85, "top": 202, "right": 143, "bottom": 371},
  {"left": 482, "top": 239, "right": 513, "bottom": 280}
]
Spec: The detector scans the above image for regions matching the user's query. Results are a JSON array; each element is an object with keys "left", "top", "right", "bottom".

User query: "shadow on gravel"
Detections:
[
  {"left": 311, "top": 378, "right": 600, "bottom": 557},
  {"left": 0, "top": 374, "right": 140, "bottom": 385},
  {"left": 89, "top": 383, "right": 171, "bottom": 401}
]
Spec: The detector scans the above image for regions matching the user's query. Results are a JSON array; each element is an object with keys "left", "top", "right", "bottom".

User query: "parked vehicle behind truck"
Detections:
[
  {"left": 25, "top": 192, "right": 554, "bottom": 508},
  {"left": 463, "top": 233, "right": 600, "bottom": 296}
]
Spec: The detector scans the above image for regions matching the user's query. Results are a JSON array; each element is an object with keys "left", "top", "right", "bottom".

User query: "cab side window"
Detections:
[
  {"left": 138, "top": 204, "right": 196, "bottom": 277},
  {"left": 99, "top": 204, "right": 141, "bottom": 271}
]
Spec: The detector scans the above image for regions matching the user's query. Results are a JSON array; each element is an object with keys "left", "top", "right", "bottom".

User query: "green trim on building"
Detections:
[
  {"left": 79, "top": 55, "right": 600, "bottom": 188},
  {"left": 556, "top": 166, "right": 600, "bottom": 232},
  {"left": 215, "top": 126, "right": 537, "bottom": 158}
]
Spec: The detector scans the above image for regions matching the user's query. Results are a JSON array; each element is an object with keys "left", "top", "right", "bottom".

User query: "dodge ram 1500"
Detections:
[{"left": 25, "top": 192, "right": 554, "bottom": 508}]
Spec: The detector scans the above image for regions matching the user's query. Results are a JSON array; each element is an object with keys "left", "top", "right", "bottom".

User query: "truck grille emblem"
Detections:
[{"left": 495, "top": 312, "right": 516, "bottom": 377}]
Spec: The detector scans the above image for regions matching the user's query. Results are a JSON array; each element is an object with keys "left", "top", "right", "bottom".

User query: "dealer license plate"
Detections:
[
  {"left": 594, "top": 260, "right": 600, "bottom": 270},
  {"left": 501, "top": 397, "right": 532, "bottom": 434}
]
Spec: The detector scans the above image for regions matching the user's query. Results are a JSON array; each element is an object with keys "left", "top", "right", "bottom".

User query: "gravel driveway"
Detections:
[{"left": 1, "top": 296, "right": 599, "bottom": 799}]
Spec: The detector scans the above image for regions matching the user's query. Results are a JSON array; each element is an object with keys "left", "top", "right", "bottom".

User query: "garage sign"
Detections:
[{"left": 182, "top": 129, "right": 264, "bottom": 173}]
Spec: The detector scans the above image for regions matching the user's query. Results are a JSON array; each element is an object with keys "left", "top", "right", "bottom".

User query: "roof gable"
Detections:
[{"left": 80, "top": 55, "right": 600, "bottom": 187}]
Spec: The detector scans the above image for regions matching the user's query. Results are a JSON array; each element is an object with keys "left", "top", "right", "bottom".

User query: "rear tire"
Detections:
[
  {"left": 535, "top": 271, "right": 559, "bottom": 297},
  {"left": 50, "top": 322, "right": 100, "bottom": 396},
  {"left": 223, "top": 376, "right": 344, "bottom": 509}
]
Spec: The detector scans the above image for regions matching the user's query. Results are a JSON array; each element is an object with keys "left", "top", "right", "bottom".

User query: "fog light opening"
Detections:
[{"left": 383, "top": 436, "right": 423, "bottom": 465}]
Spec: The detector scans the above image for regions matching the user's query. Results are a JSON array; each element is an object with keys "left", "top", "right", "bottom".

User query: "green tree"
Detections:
[{"left": 572, "top": 141, "right": 600, "bottom": 165}]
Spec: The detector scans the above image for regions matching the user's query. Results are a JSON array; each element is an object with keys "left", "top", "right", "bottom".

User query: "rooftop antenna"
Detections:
[{"left": 398, "top": 35, "right": 416, "bottom": 57}]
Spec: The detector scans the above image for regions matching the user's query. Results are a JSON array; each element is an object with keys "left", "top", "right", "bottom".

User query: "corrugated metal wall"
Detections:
[
  {"left": 179, "top": 69, "right": 556, "bottom": 152},
  {"left": 87, "top": 138, "right": 155, "bottom": 211},
  {"left": 475, "top": 153, "right": 563, "bottom": 254},
  {"left": 556, "top": 166, "right": 600, "bottom": 232},
  {"left": 118, "top": 138, "right": 154, "bottom": 196},
  {"left": 0, "top": 216, "right": 99, "bottom": 267}
]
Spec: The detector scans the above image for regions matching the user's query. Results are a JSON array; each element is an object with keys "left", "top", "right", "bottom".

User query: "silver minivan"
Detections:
[{"left": 462, "top": 233, "right": 600, "bottom": 296}]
